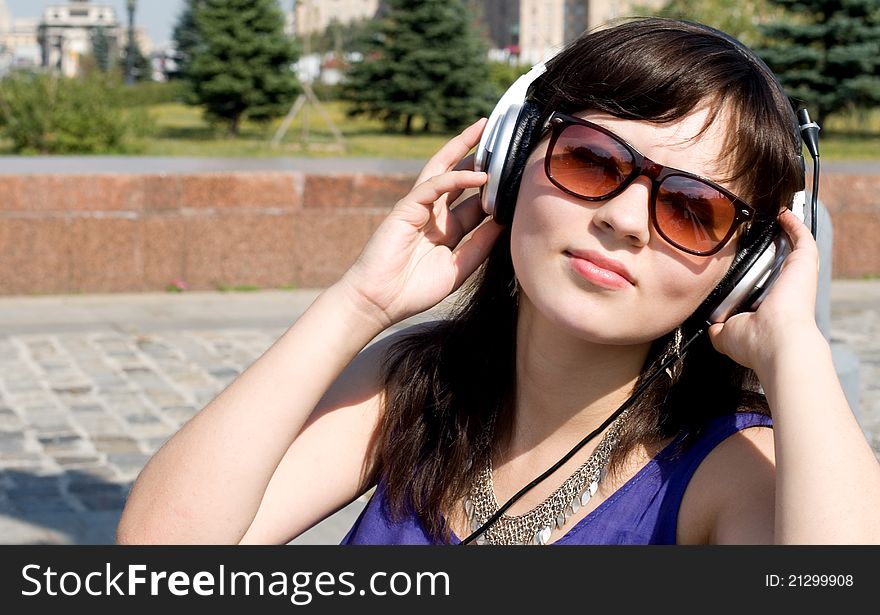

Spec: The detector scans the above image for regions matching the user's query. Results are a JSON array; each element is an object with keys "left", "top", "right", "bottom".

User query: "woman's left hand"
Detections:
[{"left": 707, "top": 208, "right": 823, "bottom": 374}]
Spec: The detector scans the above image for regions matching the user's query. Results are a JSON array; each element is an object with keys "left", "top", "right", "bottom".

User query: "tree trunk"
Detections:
[
  {"left": 229, "top": 112, "right": 241, "bottom": 137},
  {"left": 404, "top": 114, "right": 413, "bottom": 135}
]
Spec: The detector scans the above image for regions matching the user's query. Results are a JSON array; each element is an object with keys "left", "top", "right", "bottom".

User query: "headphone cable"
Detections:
[{"left": 460, "top": 326, "right": 707, "bottom": 545}]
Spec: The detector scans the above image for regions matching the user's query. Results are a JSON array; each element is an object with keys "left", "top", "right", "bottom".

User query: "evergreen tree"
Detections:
[
  {"left": 757, "top": 0, "right": 880, "bottom": 125},
  {"left": 341, "top": 0, "right": 493, "bottom": 134},
  {"left": 91, "top": 26, "right": 111, "bottom": 72},
  {"left": 121, "top": 37, "right": 152, "bottom": 82},
  {"left": 187, "top": 0, "right": 300, "bottom": 135},
  {"left": 645, "top": 0, "right": 784, "bottom": 47},
  {"left": 171, "top": 0, "right": 203, "bottom": 80}
]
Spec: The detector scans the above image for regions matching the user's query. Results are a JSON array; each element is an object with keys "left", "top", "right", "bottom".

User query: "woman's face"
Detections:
[{"left": 510, "top": 106, "right": 741, "bottom": 345}]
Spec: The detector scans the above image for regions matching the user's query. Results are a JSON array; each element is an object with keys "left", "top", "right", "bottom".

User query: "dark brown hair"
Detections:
[{"left": 368, "top": 18, "right": 804, "bottom": 544}]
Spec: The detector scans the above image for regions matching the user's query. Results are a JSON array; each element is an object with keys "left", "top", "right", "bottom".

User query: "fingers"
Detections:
[
  {"left": 778, "top": 208, "right": 820, "bottom": 271},
  {"left": 778, "top": 208, "right": 814, "bottom": 248},
  {"left": 450, "top": 216, "right": 504, "bottom": 289},
  {"left": 415, "top": 118, "right": 487, "bottom": 184},
  {"left": 406, "top": 171, "right": 487, "bottom": 209}
]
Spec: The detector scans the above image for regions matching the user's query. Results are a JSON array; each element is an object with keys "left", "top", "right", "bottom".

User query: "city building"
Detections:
[
  {"left": 285, "top": 0, "right": 379, "bottom": 37},
  {"left": 480, "top": 0, "right": 665, "bottom": 64},
  {"left": 37, "top": 0, "right": 121, "bottom": 77},
  {"left": 0, "top": 1, "right": 40, "bottom": 72}
]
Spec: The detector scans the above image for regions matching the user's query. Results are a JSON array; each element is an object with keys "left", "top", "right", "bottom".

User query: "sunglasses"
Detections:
[{"left": 542, "top": 112, "right": 755, "bottom": 256}]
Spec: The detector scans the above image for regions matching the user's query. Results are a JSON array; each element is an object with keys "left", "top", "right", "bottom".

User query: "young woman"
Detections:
[{"left": 116, "top": 18, "right": 880, "bottom": 545}]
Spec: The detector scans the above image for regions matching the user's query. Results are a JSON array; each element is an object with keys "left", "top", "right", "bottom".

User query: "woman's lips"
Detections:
[{"left": 565, "top": 251, "right": 634, "bottom": 290}]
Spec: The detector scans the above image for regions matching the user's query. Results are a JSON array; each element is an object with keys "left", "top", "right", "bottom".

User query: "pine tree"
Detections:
[
  {"left": 647, "top": 0, "right": 784, "bottom": 47},
  {"left": 341, "top": 0, "right": 493, "bottom": 134},
  {"left": 171, "top": 0, "right": 203, "bottom": 80},
  {"left": 91, "top": 26, "right": 111, "bottom": 72},
  {"left": 188, "top": 0, "right": 300, "bottom": 135},
  {"left": 121, "top": 38, "right": 152, "bottom": 82},
  {"left": 756, "top": 0, "right": 880, "bottom": 125}
]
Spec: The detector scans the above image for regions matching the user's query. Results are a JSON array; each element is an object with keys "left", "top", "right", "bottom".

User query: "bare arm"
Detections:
[
  {"left": 761, "top": 332, "right": 880, "bottom": 544},
  {"left": 116, "top": 118, "right": 500, "bottom": 544},
  {"left": 116, "top": 282, "right": 388, "bottom": 544},
  {"left": 709, "top": 209, "right": 880, "bottom": 544}
]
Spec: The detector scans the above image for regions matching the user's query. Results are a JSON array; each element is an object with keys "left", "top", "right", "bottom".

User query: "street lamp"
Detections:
[{"left": 125, "top": 0, "right": 136, "bottom": 84}]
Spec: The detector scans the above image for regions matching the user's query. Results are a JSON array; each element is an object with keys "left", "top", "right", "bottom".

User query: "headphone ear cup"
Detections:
[
  {"left": 492, "top": 101, "right": 544, "bottom": 227},
  {"left": 686, "top": 221, "right": 782, "bottom": 329}
]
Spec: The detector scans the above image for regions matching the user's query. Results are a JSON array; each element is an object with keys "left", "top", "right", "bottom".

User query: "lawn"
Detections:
[
  {"left": 141, "top": 100, "right": 451, "bottom": 159},
  {"left": 141, "top": 100, "right": 880, "bottom": 160}
]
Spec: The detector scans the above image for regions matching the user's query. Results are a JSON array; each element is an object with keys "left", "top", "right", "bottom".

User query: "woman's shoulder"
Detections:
[{"left": 678, "top": 410, "right": 776, "bottom": 544}]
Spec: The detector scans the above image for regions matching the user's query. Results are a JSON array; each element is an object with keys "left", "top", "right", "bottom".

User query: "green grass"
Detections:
[
  {"left": 141, "top": 100, "right": 450, "bottom": 159},
  {"left": 142, "top": 100, "right": 880, "bottom": 160},
  {"left": 812, "top": 108, "right": 880, "bottom": 160},
  {"left": 2, "top": 96, "right": 876, "bottom": 159}
]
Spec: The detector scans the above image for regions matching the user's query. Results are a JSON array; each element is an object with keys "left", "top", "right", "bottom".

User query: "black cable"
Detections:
[
  {"left": 460, "top": 326, "right": 707, "bottom": 545},
  {"left": 810, "top": 156, "right": 820, "bottom": 240},
  {"left": 796, "top": 108, "right": 821, "bottom": 240}
]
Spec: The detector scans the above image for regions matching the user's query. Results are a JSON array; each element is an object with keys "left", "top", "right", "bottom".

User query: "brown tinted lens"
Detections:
[
  {"left": 655, "top": 175, "right": 736, "bottom": 254},
  {"left": 548, "top": 123, "right": 634, "bottom": 198}
]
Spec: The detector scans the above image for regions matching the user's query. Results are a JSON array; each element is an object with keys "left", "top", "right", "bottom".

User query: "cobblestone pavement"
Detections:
[{"left": 0, "top": 283, "right": 877, "bottom": 544}]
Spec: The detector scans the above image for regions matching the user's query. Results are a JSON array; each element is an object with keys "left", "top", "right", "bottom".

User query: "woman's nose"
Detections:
[{"left": 590, "top": 177, "right": 652, "bottom": 248}]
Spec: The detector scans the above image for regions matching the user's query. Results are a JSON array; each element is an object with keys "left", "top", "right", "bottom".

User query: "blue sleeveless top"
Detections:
[{"left": 340, "top": 411, "right": 773, "bottom": 545}]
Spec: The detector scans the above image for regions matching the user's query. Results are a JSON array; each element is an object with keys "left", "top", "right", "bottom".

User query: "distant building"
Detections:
[
  {"left": 286, "top": 0, "right": 379, "bottom": 37},
  {"left": 0, "top": 1, "right": 40, "bottom": 73},
  {"left": 37, "top": 0, "right": 121, "bottom": 77},
  {"left": 480, "top": 0, "right": 665, "bottom": 64}
]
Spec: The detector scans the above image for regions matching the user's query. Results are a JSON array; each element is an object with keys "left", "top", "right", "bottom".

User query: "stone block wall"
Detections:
[{"left": 0, "top": 167, "right": 877, "bottom": 295}]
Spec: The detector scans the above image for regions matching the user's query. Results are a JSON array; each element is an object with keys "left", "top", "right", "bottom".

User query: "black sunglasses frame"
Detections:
[{"left": 542, "top": 112, "right": 756, "bottom": 256}]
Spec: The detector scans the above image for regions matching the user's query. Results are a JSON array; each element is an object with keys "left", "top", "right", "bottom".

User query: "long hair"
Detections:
[{"left": 369, "top": 18, "right": 805, "bottom": 544}]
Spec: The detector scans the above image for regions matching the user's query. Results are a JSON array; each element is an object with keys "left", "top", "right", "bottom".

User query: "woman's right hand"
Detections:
[{"left": 338, "top": 118, "right": 504, "bottom": 329}]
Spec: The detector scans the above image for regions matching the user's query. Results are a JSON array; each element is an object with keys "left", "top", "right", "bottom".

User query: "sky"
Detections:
[{"left": 5, "top": 0, "right": 186, "bottom": 45}]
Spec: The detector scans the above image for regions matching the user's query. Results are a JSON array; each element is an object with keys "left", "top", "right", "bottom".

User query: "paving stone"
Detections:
[
  {"left": 144, "top": 389, "right": 188, "bottom": 408},
  {"left": 160, "top": 405, "right": 199, "bottom": 425},
  {"left": 37, "top": 433, "right": 88, "bottom": 454},
  {"left": 64, "top": 466, "right": 117, "bottom": 484},
  {"left": 8, "top": 392, "right": 55, "bottom": 406},
  {"left": 123, "top": 367, "right": 167, "bottom": 389},
  {"left": 0, "top": 432, "right": 26, "bottom": 454},
  {"left": 106, "top": 452, "right": 152, "bottom": 477},
  {"left": 24, "top": 412, "right": 74, "bottom": 433},
  {"left": 92, "top": 436, "right": 142, "bottom": 455},
  {"left": 67, "top": 482, "right": 128, "bottom": 511},
  {"left": 0, "top": 407, "right": 24, "bottom": 431},
  {"left": 49, "top": 381, "right": 94, "bottom": 395},
  {"left": 0, "top": 453, "right": 47, "bottom": 469},
  {"left": 51, "top": 453, "right": 104, "bottom": 467},
  {"left": 68, "top": 403, "right": 107, "bottom": 415},
  {"left": 143, "top": 435, "right": 172, "bottom": 452},
  {"left": 10, "top": 496, "right": 77, "bottom": 514},
  {"left": 74, "top": 416, "right": 128, "bottom": 438}
]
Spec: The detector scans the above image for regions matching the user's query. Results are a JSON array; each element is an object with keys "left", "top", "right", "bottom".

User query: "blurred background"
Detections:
[{"left": 0, "top": 1, "right": 877, "bottom": 545}]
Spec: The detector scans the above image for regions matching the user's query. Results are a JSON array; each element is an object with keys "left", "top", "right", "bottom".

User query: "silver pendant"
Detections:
[
  {"left": 555, "top": 512, "right": 566, "bottom": 529},
  {"left": 464, "top": 498, "right": 474, "bottom": 519},
  {"left": 471, "top": 517, "right": 483, "bottom": 532},
  {"left": 533, "top": 526, "right": 552, "bottom": 545},
  {"left": 475, "top": 534, "right": 486, "bottom": 545},
  {"left": 570, "top": 497, "right": 581, "bottom": 514},
  {"left": 589, "top": 481, "right": 599, "bottom": 496},
  {"left": 580, "top": 488, "right": 592, "bottom": 506}
]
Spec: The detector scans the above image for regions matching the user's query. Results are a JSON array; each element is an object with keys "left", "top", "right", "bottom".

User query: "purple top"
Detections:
[{"left": 340, "top": 411, "right": 773, "bottom": 545}]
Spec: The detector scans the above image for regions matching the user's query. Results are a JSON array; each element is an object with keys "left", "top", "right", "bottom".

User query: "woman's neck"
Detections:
[{"left": 508, "top": 295, "right": 652, "bottom": 459}]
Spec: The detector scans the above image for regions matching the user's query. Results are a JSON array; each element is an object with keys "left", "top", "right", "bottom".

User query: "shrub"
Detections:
[{"left": 0, "top": 71, "right": 155, "bottom": 154}]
